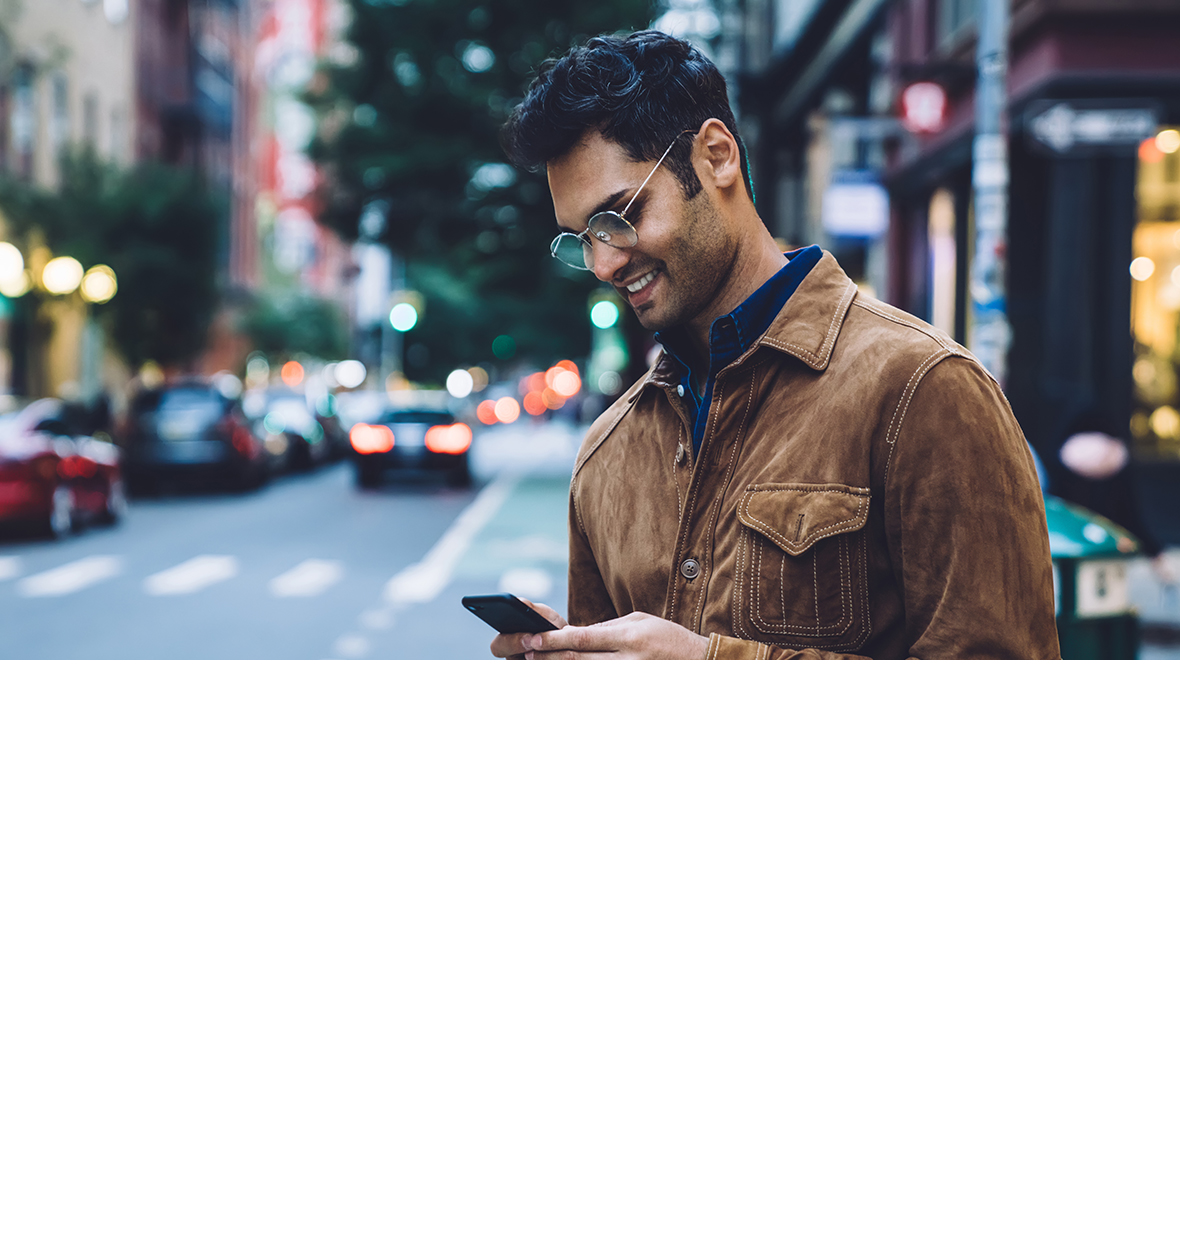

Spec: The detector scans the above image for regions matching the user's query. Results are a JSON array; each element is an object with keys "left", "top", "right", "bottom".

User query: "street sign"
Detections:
[
  {"left": 1026, "top": 101, "right": 1159, "bottom": 155},
  {"left": 822, "top": 176, "right": 889, "bottom": 239}
]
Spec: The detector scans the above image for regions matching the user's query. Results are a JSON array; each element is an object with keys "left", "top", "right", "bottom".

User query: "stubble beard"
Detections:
[{"left": 630, "top": 194, "right": 736, "bottom": 336}]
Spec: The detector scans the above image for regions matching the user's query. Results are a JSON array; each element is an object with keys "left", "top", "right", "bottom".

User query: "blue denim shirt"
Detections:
[{"left": 654, "top": 245, "right": 823, "bottom": 450}]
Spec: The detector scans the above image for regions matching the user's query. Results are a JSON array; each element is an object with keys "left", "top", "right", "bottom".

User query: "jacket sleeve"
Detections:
[
  {"left": 707, "top": 355, "right": 1060, "bottom": 660},
  {"left": 566, "top": 485, "right": 619, "bottom": 627}
]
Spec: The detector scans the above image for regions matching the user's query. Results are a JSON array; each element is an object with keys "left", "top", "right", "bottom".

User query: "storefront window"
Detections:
[{"left": 1131, "top": 127, "right": 1180, "bottom": 456}]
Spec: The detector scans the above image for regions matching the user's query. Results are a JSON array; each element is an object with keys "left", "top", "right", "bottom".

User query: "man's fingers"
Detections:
[
  {"left": 523, "top": 623, "right": 625, "bottom": 654},
  {"left": 489, "top": 631, "right": 533, "bottom": 659}
]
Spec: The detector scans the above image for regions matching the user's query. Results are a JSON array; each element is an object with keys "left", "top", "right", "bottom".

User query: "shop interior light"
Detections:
[
  {"left": 1156, "top": 129, "right": 1180, "bottom": 155},
  {"left": 1130, "top": 257, "right": 1155, "bottom": 281},
  {"left": 42, "top": 255, "right": 84, "bottom": 295}
]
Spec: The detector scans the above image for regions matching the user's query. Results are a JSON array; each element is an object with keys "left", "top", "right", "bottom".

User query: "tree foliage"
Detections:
[
  {"left": 307, "top": 0, "right": 656, "bottom": 377},
  {"left": 0, "top": 154, "right": 223, "bottom": 370},
  {"left": 239, "top": 291, "right": 350, "bottom": 364}
]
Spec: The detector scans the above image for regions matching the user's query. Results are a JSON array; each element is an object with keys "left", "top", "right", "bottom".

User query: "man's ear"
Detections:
[{"left": 695, "top": 119, "right": 742, "bottom": 191}]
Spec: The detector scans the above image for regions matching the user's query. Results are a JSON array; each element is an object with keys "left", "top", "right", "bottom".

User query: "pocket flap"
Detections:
[{"left": 736, "top": 483, "right": 871, "bottom": 555}]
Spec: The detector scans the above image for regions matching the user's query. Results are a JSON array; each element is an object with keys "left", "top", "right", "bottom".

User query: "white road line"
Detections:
[
  {"left": 144, "top": 555, "right": 239, "bottom": 596},
  {"left": 383, "top": 475, "right": 516, "bottom": 606},
  {"left": 269, "top": 559, "right": 344, "bottom": 598},
  {"left": 0, "top": 556, "right": 21, "bottom": 581},
  {"left": 17, "top": 555, "right": 123, "bottom": 597}
]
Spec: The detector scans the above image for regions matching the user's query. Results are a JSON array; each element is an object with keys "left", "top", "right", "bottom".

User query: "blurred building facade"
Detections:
[
  {"left": 0, "top": 0, "right": 137, "bottom": 399},
  {"left": 736, "top": 1, "right": 1180, "bottom": 501}
]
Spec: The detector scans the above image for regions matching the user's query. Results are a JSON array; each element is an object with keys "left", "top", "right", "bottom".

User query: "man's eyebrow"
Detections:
[{"left": 557, "top": 187, "right": 633, "bottom": 233}]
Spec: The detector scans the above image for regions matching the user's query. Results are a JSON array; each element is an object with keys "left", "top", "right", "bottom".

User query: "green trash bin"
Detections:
[{"left": 1046, "top": 497, "right": 1140, "bottom": 659}]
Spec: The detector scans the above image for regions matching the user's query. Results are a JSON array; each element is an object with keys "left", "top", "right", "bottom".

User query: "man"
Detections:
[{"left": 492, "top": 31, "right": 1059, "bottom": 660}]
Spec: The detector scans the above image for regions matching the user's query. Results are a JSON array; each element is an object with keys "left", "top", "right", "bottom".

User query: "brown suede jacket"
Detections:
[{"left": 567, "top": 251, "right": 1061, "bottom": 659}]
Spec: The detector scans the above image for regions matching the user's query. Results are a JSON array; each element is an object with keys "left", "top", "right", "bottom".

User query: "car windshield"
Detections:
[
  {"left": 134, "top": 388, "right": 224, "bottom": 425},
  {"left": 381, "top": 409, "right": 453, "bottom": 425}
]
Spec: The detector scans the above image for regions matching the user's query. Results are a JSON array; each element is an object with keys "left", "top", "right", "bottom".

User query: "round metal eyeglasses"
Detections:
[{"left": 549, "top": 130, "right": 695, "bottom": 270}]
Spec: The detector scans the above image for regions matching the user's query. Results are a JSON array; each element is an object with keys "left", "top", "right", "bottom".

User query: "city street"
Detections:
[{"left": 0, "top": 426, "right": 578, "bottom": 660}]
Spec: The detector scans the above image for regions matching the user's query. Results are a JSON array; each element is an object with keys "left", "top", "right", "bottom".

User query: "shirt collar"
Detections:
[{"left": 654, "top": 244, "right": 824, "bottom": 383}]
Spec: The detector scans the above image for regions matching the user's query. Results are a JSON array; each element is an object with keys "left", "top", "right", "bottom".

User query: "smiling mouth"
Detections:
[{"left": 622, "top": 271, "right": 657, "bottom": 295}]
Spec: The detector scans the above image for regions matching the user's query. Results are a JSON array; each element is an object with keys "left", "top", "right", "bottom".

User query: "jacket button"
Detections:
[
  {"left": 680, "top": 558, "right": 701, "bottom": 580},
  {"left": 676, "top": 384, "right": 685, "bottom": 397},
  {"left": 675, "top": 443, "right": 685, "bottom": 465}
]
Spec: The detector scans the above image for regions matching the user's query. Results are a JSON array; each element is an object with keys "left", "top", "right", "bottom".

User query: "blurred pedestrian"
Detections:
[{"left": 490, "top": 31, "right": 1058, "bottom": 659}]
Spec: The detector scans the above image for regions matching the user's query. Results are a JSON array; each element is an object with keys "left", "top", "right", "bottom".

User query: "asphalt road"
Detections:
[{"left": 0, "top": 453, "right": 573, "bottom": 660}]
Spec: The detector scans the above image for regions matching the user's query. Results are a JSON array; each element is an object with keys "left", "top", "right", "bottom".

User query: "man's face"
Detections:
[{"left": 547, "top": 130, "right": 737, "bottom": 336}]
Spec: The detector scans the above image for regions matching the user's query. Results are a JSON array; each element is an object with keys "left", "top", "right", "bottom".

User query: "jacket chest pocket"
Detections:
[{"left": 733, "top": 483, "right": 872, "bottom": 651}]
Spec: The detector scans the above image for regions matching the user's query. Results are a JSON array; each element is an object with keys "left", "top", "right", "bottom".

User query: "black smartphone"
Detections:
[{"left": 461, "top": 593, "right": 558, "bottom": 634}]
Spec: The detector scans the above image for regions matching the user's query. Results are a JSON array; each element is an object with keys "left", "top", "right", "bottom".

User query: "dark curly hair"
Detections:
[{"left": 500, "top": 31, "right": 752, "bottom": 202}]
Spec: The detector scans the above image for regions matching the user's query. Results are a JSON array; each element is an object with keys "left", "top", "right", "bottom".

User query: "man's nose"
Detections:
[{"left": 590, "top": 238, "right": 630, "bottom": 283}]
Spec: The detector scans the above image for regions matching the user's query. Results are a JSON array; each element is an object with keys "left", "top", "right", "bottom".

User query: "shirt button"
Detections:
[
  {"left": 676, "top": 384, "right": 685, "bottom": 397},
  {"left": 680, "top": 558, "right": 701, "bottom": 580}
]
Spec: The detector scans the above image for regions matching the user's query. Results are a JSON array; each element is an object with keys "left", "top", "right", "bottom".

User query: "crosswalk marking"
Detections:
[
  {"left": 144, "top": 555, "right": 238, "bottom": 596},
  {"left": 16, "top": 555, "right": 123, "bottom": 597},
  {"left": 0, "top": 556, "right": 21, "bottom": 581},
  {"left": 269, "top": 559, "right": 343, "bottom": 598}
]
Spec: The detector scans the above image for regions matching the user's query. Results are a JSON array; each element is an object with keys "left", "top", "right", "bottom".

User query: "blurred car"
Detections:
[
  {"left": 122, "top": 380, "right": 267, "bottom": 494},
  {"left": 0, "top": 398, "right": 125, "bottom": 538},
  {"left": 349, "top": 400, "right": 473, "bottom": 489},
  {"left": 242, "top": 388, "right": 339, "bottom": 473}
]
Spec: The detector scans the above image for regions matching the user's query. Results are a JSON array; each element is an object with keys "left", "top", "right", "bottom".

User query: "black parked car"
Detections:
[
  {"left": 122, "top": 381, "right": 267, "bottom": 494},
  {"left": 349, "top": 401, "right": 472, "bottom": 489}
]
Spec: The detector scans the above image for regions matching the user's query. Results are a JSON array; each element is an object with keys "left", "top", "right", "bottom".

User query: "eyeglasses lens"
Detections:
[{"left": 551, "top": 212, "right": 638, "bottom": 270}]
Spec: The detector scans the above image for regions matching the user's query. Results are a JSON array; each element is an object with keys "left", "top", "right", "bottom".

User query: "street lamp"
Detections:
[
  {"left": 80, "top": 264, "right": 118, "bottom": 304},
  {"left": 41, "top": 256, "right": 84, "bottom": 295}
]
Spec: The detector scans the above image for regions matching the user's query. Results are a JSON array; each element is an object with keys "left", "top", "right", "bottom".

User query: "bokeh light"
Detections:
[
  {"left": 80, "top": 264, "right": 118, "bottom": 303},
  {"left": 476, "top": 400, "right": 498, "bottom": 424},
  {"left": 446, "top": 368, "right": 475, "bottom": 398},
  {"left": 350, "top": 423, "right": 395, "bottom": 453},
  {"left": 281, "top": 360, "right": 305, "bottom": 385},
  {"left": 389, "top": 302, "right": 418, "bottom": 331},
  {"left": 590, "top": 299, "right": 620, "bottom": 328},
  {"left": 424, "top": 423, "right": 473, "bottom": 454},
  {"left": 335, "top": 359, "right": 367, "bottom": 388},
  {"left": 1156, "top": 129, "right": 1180, "bottom": 155},
  {"left": 1130, "top": 257, "right": 1155, "bottom": 281},
  {"left": 467, "top": 366, "right": 489, "bottom": 392},
  {"left": 523, "top": 391, "right": 547, "bottom": 415},
  {"left": 0, "top": 242, "right": 24, "bottom": 284},
  {"left": 41, "top": 255, "right": 84, "bottom": 294},
  {"left": 494, "top": 396, "right": 520, "bottom": 423}
]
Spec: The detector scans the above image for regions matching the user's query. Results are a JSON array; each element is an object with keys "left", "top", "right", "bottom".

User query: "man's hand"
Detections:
[
  {"left": 489, "top": 598, "right": 569, "bottom": 659},
  {"left": 518, "top": 611, "right": 708, "bottom": 660}
]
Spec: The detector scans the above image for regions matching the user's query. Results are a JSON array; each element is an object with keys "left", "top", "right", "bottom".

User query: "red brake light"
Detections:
[
  {"left": 425, "top": 423, "right": 473, "bottom": 455},
  {"left": 350, "top": 423, "right": 395, "bottom": 454}
]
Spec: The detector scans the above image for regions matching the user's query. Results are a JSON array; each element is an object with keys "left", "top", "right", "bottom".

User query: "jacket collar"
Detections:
[{"left": 644, "top": 249, "right": 856, "bottom": 394}]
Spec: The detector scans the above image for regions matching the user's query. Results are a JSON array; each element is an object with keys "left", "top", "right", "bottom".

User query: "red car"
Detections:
[{"left": 0, "top": 398, "right": 125, "bottom": 538}]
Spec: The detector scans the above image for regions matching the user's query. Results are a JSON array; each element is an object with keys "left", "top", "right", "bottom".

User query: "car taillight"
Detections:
[
  {"left": 58, "top": 456, "right": 97, "bottom": 479},
  {"left": 350, "top": 424, "right": 395, "bottom": 454},
  {"left": 424, "top": 423, "right": 472, "bottom": 455},
  {"left": 35, "top": 456, "right": 59, "bottom": 481}
]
